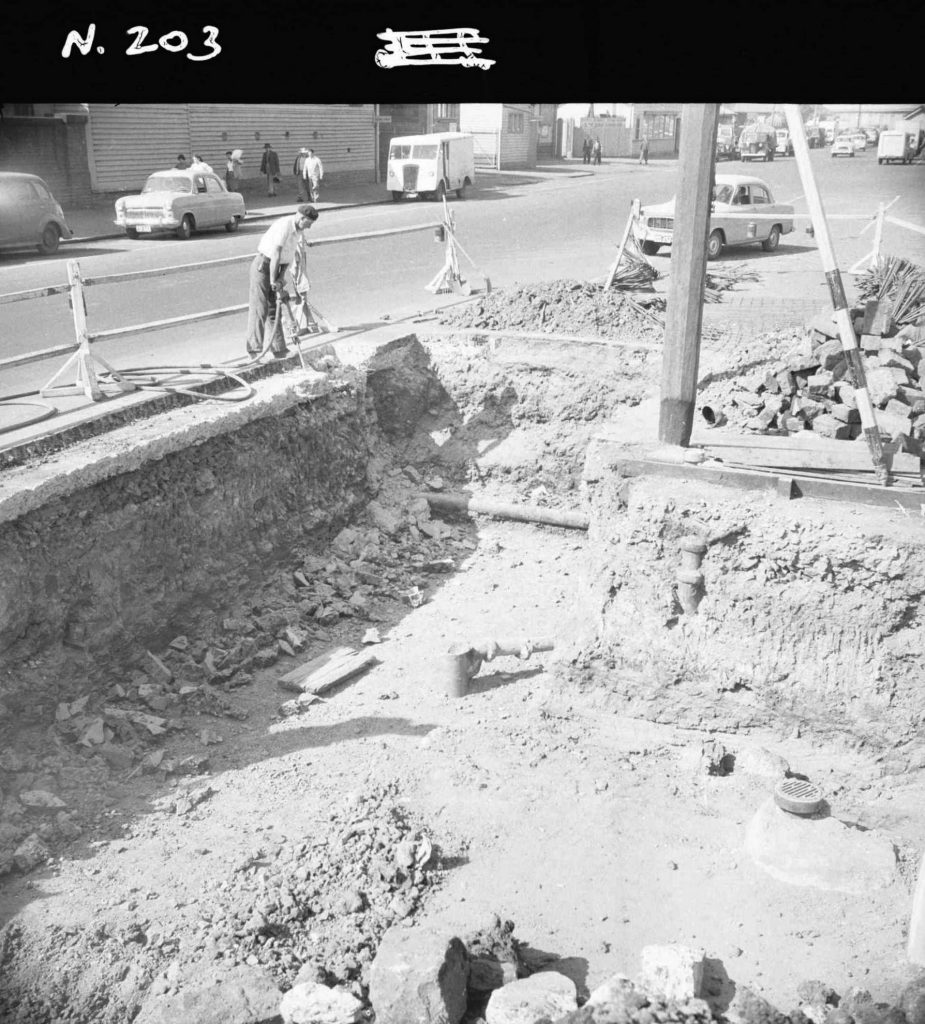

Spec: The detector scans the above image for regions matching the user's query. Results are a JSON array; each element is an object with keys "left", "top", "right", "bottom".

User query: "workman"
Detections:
[{"left": 244, "top": 205, "right": 319, "bottom": 359}]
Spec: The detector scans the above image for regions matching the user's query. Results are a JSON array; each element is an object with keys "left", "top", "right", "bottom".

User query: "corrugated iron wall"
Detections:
[
  {"left": 87, "top": 104, "right": 376, "bottom": 192},
  {"left": 88, "top": 104, "right": 192, "bottom": 192}
]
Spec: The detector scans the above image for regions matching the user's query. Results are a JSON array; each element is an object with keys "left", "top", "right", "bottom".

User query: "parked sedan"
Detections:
[
  {"left": 0, "top": 172, "right": 73, "bottom": 255},
  {"left": 633, "top": 174, "right": 795, "bottom": 260},
  {"left": 114, "top": 169, "right": 246, "bottom": 239},
  {"left": 831, "top": 136, "right": 856, "bottom": 157}
]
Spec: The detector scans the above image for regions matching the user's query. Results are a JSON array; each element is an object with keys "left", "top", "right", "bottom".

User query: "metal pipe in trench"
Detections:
[{"left": 423, "top": 492, "right": 589, "bottom": 530}]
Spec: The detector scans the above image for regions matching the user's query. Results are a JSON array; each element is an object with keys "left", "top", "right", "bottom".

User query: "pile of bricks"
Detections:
[{"left": 727, "top": 299, "right": 925, "bottom": 445}]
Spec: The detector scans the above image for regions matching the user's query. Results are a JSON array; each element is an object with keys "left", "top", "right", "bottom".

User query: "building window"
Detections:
[
  {"left": 435, "top": 104, "right": 459, "bottom": 120},
  {"left": 508, "top": 112, "right": 524, "bottom": 134},
  {"left": 639, "top": 112, "right": 676, "bottom": 140}
]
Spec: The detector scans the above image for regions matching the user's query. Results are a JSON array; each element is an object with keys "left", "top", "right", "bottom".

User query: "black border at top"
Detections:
[{"left": 3, "top": 0, "right": 923, "bottom": 102}]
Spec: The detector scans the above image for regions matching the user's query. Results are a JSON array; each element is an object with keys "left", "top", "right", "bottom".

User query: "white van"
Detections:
[
  {"left": 386, "top": 132, "right": 475, "bottom": 201},
  {"left": 877, "top": 130, "right": 916, "bottom": 165}
]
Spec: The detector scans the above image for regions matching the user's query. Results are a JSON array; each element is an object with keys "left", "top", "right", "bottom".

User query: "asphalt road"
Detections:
[{"left": 1, "top": 150, "right": 923, "bottom": 403}]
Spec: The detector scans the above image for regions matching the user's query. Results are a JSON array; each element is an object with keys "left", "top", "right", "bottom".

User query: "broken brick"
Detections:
[
  {"left": 145, "top": 651, "right": 173, "bottom": 686},
  {"left": 885, "top": 399, "right": 913, "bottom": 420},
  {"left": 812, "top": 415, "right": 851, "bottom": 439},
  {"left": 815, "top": 339, "right": 844, "bottom": 371},
  {"left": 832, "top": 404, "right": 861, "bottom": 424},
  {"left": 880, "top": 352, "right": 915, "bottom": 374},
  {"left": 865, "top": 367, "right": 902, "bottom": 406}
]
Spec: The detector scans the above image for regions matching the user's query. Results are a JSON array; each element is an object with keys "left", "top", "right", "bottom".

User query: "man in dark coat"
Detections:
[{"left": 260, "top": 143, "right": 281, "bottom": 196}]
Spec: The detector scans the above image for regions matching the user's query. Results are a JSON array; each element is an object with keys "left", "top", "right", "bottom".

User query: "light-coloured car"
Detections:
[
  {"left": 114, "top": 169, "right": 246, "bottom": 239},
  {"left": 633, "top": 174, "right": 795, "bottom": 261},
  {"left": 0, "top": 172, "right": 73, "bottom": 255},
  {"left": 848, "top": 132, "right": 867, "bottom": 151},
  {"left": 831, "top": 136, "right": 856, "bottom": 158}
]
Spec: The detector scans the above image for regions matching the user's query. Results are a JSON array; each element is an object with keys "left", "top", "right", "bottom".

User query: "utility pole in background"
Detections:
[{"left": 658, "top": 103, "right": 720, "bottom": 446}]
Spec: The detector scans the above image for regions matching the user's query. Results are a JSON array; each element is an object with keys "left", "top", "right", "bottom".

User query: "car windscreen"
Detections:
[
  {"left": 389, "top": 145, "right": 412, "bottom": 160},
  {"left": 713, "top": 184, "right": 734, "bottom": 204},
  {"left": 142, "top": 175, "right": 192, "bottom": 194},
  {"left": 412, "top": 145, "right": 438, "bottom": 159}
]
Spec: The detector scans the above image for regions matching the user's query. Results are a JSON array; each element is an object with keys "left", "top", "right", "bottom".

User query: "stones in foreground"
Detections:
[{"left": 367, "top": 924, "right": 469, "bottom": 1024}]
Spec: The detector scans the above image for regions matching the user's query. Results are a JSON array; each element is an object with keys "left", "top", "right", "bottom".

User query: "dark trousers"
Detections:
[{"left": 245, "top": 256, "right": 289, "bottom": 356}]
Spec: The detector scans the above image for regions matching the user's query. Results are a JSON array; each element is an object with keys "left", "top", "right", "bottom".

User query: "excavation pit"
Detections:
[{"left": 1, "top": 290, "right": 924, "bottom": 1020}]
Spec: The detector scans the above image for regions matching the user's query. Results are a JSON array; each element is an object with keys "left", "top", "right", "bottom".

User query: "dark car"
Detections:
[{"left": 0, "top": 172, "right": 73, "bottom": 255}]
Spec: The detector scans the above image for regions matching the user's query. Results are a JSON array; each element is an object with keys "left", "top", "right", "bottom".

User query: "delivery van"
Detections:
[
  {"left": 877, "top": 130, "right": 916, "bottom": 165},
  {"left": 386, "top": 132, "right": 475, "bottom": 201}
]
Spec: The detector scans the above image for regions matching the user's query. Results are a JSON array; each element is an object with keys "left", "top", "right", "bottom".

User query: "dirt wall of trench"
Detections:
[
  {"left": 575, "top": 447, "right": 925, "bottom": 768},
  {"left": 0, "top": 384, "right": 373, "bottom": 718}
]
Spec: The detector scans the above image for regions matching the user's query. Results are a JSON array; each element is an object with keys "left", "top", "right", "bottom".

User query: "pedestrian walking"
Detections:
[
  {"left": 639, "top": 137, "right": 649, "bottom": 165},
  {"left": 293, "top": 148, "right": 309, "bottom": 200},
  {"left": 581, "top": 138, "right": 591, "bottom": 164},
  {"left": 303, "top": 149, "right": 323, "bottom": 202},
  {"left": 260, "top": 142, "right": 281, "bottom": 196},
  {"left": 244, "top": 205, "right": 319, "bottom": 359},
  {"left": 190, "top": 154, "right": 212, "bottom": 173},
  {"left": 592, "top": 138, "right": 602, "bottom": 165},
  {"left": 224, "top": 151, "right": 236, "bottom": 191}
]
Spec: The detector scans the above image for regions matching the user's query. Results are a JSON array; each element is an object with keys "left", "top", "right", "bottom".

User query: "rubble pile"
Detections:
[
  {"left": 164, "top": 786, "right": 436, "bottom": 992},
  {"left": 0, "top": 469, "right": 470, "bottom": 880},
  {"left": 700, "top": 300, "right": 925, "bottom": 442},
  {"left": 0, "top": 787, "right": 441, "bottom": 1023},
  {"left": 435, "top": 273, "right": 758, "bottom": 345},
  {"left": 437, "top": 280, "right": 667, "bottom": 341}
]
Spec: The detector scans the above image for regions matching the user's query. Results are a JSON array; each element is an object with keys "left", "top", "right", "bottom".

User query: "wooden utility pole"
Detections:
[{"left": 658, "top": 103, "right": 720, "bottom": 445}]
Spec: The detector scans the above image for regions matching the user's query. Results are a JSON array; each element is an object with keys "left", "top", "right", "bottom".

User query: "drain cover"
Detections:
[{"left": 774, "top": 777, "right": 824, "bottom": 816}]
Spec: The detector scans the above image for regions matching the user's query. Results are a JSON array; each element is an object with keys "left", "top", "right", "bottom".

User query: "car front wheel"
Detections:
[
  {"left": 761, "top": 226, "right": 781, "bottom": 252},
  {"left": 707, "top": 230, "right": 724, "bottom": 260},
  {"left": 456, "top": 181, "right": 467, "bottom": 199},
  {"left": 38, "top": 223, "right": 60, "bottom": 255},
  {"left": 176, "top": 214, "right": 194, "bottom": 240},
  {"left": 640, "top": 240, "right": 660, "bottom": 256},
  {"left": 391, "top": 190, "right": 402, "bottom": 202}
]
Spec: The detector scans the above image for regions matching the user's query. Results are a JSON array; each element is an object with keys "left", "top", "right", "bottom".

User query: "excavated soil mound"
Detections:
[{"left": 436, "top": 280, "right": 666, "bottom": 342}]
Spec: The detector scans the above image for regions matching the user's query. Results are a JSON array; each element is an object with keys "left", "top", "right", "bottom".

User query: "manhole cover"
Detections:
[{"left": 774, "top": 777, "right": 824, "bottom": 816}]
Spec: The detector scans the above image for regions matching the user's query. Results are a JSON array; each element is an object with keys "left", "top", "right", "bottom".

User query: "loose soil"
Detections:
[{"left": 1, "top": 279, "right": 923, "bottom": 1023}]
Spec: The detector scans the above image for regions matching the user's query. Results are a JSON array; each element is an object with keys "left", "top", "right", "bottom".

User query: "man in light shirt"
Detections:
[
  {"left": 302, "top": 149, "right": 323, "bottom": 202},
  {"left": 244, "top": 205, "right": 319, "bottom": 358}
]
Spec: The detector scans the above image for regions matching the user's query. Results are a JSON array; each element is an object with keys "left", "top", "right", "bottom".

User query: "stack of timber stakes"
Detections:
[{"left": 715, "top": 298, "right": 925, "bottom": 449}]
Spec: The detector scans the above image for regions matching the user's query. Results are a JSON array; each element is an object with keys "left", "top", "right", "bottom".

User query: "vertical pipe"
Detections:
[{"left": 783, "top": 105, "right": 889, "bottom": 485}]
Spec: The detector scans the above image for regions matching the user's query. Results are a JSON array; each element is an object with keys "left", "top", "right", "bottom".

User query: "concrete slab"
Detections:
[{"left": 744, "top": 798, "right": 898, "bottom": 895}]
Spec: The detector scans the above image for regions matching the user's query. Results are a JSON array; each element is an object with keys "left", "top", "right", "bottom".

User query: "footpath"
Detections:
[{"left": 63, "top": 165, "right": 593, "bottom": 243}]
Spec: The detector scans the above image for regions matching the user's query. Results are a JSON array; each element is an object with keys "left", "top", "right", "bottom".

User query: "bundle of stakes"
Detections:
[
  {"left": 610, "top": 234, "right": 660, "bottom": 289},
  {"left": 857, "top": 254, "right": 925, "bottom": 327}
]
